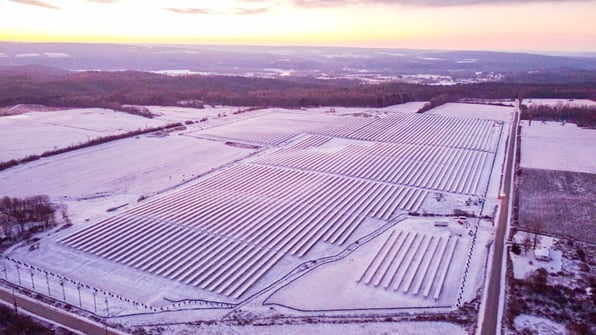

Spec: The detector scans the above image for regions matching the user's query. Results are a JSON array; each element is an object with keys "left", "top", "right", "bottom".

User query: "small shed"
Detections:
[{"left": 535, "top": 247, "right": 551, "bottom": 262}]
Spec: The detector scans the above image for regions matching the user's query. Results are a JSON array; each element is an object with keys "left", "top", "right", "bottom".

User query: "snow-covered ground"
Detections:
[
  {"left": 377, "top": 102, "right": 428, "bottom": 113},
  {"left": 265, "top": 217, "right": 482, "bottom": 311},
  {"left": 0, "top": 102, "right": 513, "bottom": 331},
  {"left": 427, "top": 103, "right": 514, "bottom": 122},
  {"left": 523, "top": 98, "right": 596, "bottom": 108},
  {"left": 159, "top": 321, "right": 467, "bottom": 335},
  {"left": 510, "top": 232, "right": 562, "bottom": 280},
  {"left": 0, "top": 134, "right": 257, "bottom": 224},
  {"left": 514, "top": 314, "right": 565, "bottom": 335},
  {"left": 0, "top": 108, "right": 167, "bottom": 161},
  {"left": 520, "top": 120, "right": 596, "bottom": 174}
]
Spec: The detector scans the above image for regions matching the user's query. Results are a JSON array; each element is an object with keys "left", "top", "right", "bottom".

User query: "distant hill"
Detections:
[
  {"left": 1, "top": 42, "right": 596, "bottom": 83},
  {"left": 0, "top": 65, "right": 594, "bottom": 109}
]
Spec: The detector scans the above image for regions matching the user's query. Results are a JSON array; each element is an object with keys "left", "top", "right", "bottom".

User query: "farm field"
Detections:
[
  {"left": 0, "top": 108, "right": 168, "bottom": 162},
  {"left": 427, "top": 103, "right": 514, "bottom": 122},
  {"left": 519, "top": 120, "right": 596, "bottom": 174},
  {"left": 508, "top": 107, "right": 596, "bottom": 335},
  {"left": 517, "top": 119, "right": 596, "bottom": 242},
  {"left": 160, "top": 320, "right": 467, "bottom": 335},
  {"left": 522, "top": 98, "right": 596, "bottom": 108},
  {"left": 518, "top": 168, "right": 596, "bottom": 243},
  {"left": 0, "top": 134, "right": 257, "bottom": 222},
  {"left": 1, "top": 103, "right": 511, "bottom": 330}
]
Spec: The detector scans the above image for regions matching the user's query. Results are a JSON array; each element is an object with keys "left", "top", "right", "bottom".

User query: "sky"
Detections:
[{"left": 1, "top": 0, "right": 596, "bottom": 52}]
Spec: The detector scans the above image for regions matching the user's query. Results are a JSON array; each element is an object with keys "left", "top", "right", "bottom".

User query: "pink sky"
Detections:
[{"left": 2, "top": 0, "right": 596, "bottom": 52}]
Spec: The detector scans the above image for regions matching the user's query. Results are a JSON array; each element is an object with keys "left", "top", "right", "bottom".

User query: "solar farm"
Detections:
[{"left": 3, "top": 104, "right": 511, "bottom": 320}]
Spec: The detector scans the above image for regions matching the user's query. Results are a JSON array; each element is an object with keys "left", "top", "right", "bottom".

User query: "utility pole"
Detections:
[
  {"left": 77, "top": 284, "right": 82, "bottom": 307},
  {"left": 2, "top": 260, "right": 7, "bottom": 281},
  {"left": 104, "top": 297, "right": 109, "bottom": 317},
  {"left": 45, "top": 271, "right": 51, "bottom": 296},
  {"left": 60, "top": 279, "right": 66, "bottom": 301},
  {"left": 29, "top": 269, "right": 35, "bottom": 290},
  {"left": 12, "top": 287, "right": 18, "bottom": 315},
  {"left": 16, "top": 264, "right": 21, "bottom": 285},
  {"left": 93, "top": 289, "right": 98, "bottom": 313}
]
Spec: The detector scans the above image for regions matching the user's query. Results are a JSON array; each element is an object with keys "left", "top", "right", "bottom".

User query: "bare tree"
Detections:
[
  {"left": 522, "top": 235, "right": 532, "bottom": 255},
  {"left": 526, "top": 218, "right": 544, "bottom": 249}
]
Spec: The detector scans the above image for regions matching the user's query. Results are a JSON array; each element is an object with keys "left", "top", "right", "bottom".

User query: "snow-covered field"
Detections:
[
  {"left": 0, "top": 102, "right": 513, "bottom": 332},
  {"left": 160, "top": 321, "right": 467, "bottom": 335},
  {"left": 377, "top": 102, "right": 428, "bottom": 113},
  {"left": 0, "top": 108, "right": 167, "bottom": 161},
  {"left": 0, "top": 134, "right": 257, "bottom": 224},
  {"left": 520, "top": 120, "right": 596, "bottom": 174},
  {"left": 427, "top": 103, "right": 514, "bottom": 122},
  {"left": 523, "top": 98, "right": 596, "bottom": 108}
]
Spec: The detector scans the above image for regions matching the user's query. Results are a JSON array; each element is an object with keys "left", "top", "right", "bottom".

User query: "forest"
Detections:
[{"left": 1, "top": 66, "right": 595, "bottom": 110}]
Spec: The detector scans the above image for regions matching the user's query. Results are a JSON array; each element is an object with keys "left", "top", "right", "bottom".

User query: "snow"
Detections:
[
  {"left": 0, "top": 102, "right": 514, "bottom": 330},
  {"left": 1, "top": 137, "right": 257, "bottom": 231},
  {"left": 514, "top": 314, "right": 565, "bottom": 335},
  {"left": 523, "top": 98, "right": 596, "bottom": 108},
  {"left": 0, "top": 108, "right": 167, "bottom": 161},
  {"left": 510, "top": 232, "right": 562, "bottom": 280},
  {"left": 15, "top": 53, "right": 41, "bottom": 57},
  {"left": 0, "top": 135, "right": 254, "bottom": 199},
  {"left": 520, "top": 120, "right": 596, "bottom": 174},
  {"left": 265, "top": 218, "right": 472, "bottom": 310},
  {"left": 147, "top": 105, "right": 260, "bottom": 123},
  {"left": 160, "top": 321, "right": 467, "bottom": 335},
  {"left": 427, "top": 103, "right": 514, "bottom": 122},
  {"left": 377, "top": 102, "right": 428, "bottom": 113},
  {"left": 456, "top": 59, "right": 478, "bottom": 64},
  {"left": 43, "top": 52, "right": 70, "bottom": 58}
]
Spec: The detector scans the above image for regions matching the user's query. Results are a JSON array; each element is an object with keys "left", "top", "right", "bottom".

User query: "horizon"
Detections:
[
  {"left": 2, "top": 0, "right": 596, "bottom": 53},
  {"left": 2, "top": 40, "right": 596, "bottom": 58}
]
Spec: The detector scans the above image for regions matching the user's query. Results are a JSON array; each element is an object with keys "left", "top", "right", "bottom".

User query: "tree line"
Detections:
[
  {"left": 522, "top": 103, "right": 596, "bottom": 128},
  {"left": 1, "top": 67, "right": 595, "bottom": 110},
  {"left": 0, "top": 195, "right": 56, "bottom": 243}
]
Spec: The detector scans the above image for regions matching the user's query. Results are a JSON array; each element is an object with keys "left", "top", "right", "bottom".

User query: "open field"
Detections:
[
  {"left": 0, "top": 134, "right": 257, "bottom": 223},
  {"left": 520, "top": 120, "right": 596, "bottom": 174},
  {"left": 160, "top": 321, "right": 467, "bottom": 335},
  {"left": 518, "top": 168, "right": 596, "bottom": 243},
  {"left": 427, "top": 103, "right": 514, "bottom": 122},
  {"left": 518, "top": 118, "right": 596, "bottom": 242},
  {"left": 0, "top": 108, "right": 167, "bottom": 162},
  {"left": 523, "top": 98, "right": 596, "bottom": 108}
]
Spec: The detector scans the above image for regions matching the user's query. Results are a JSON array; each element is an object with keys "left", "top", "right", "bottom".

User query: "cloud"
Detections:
[
  {"left": 293, "top": 0, "right": 595, "bottom": 7},
  {"left": 234, "top": 7, "right": 270, "bottom": 14},
  {"left": 165, "top": 6, "right": 270, "bottom": 15},
  {"left": 165, "top": 8, "right": 215, "bottom": 14},
  {"left": 8, "top": 0, "right": 60, "bottom": 9}
]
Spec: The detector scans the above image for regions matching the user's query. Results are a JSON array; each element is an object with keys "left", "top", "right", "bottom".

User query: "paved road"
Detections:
[
  {"left": 0, "top": 285, "right": 123, "bottom": 335},
  {"left": 480, "top": 103, "right": 519, "bottom": 335}
]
